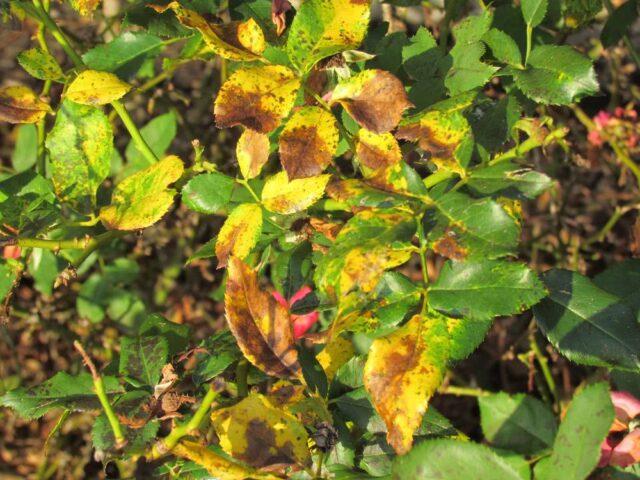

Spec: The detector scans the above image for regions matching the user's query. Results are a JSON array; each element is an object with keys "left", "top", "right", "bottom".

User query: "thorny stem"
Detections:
[
  {"left": 529, "top": 332, "right": 558, "bottom": 407},
  {"left": 74, "top": 341, "right": 126, "bottom": 448},
  {"left": 148, "top": 384, "right": 220, "bottom": 460},
  {"left": 31, "top": 0, "right": 158, "bottom": 166}
]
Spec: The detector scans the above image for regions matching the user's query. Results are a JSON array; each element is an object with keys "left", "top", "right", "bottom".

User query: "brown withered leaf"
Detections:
[
  {"left": 0, "top": 85, "right": 52, "bottom": 124},
  {"left": 279, "top": 106, "right": 339, "bottom": 179},
  {"left": 224, "top": 256, "right": 301, "bottom": 378},
  {"left": 237, "top": 129, "right": 270, "bottom": 179},
  {"left": 330, "top": 69, "right": 412, "bottom": 133}
]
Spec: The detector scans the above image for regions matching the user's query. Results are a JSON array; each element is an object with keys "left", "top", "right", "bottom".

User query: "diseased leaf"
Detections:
[
  {"left": 214, "top": 65, "right": 301, "bottom": 133},
  {"left": 467, "top": 162, "right": 553, "bottom": 200},
  {"left": 533, "top": 269, "right": 640, "bottom": 371},
  {"left": 0, "top": 372, "right": 122, "bottom": 419},
  {"left": 237, "top": 129, "right": 270, "bottom": 179},
  {"left": 429, "top": 260, "right": 547, "bottom": 320},
  {"left": 279, "top": 106, "right": 339, "bottom": 179},
  {"left": 46, "top": 100, "right": 113, "bottom": 212},
  {"left": 65, "top": 70, "right": 131, "bottom": 106},
  {"left": 225, "top": 257, "right": 301, "bottom": 378},
  {"left": 317, "top": 336, "right": 355, "bottom": 383},
  {"left": 363, "top": 314, "right": 449, "bottom": 454},
  {"left": 119, "top": 336, "right": 168, "bottom": 387},
  {"left": 514, "top": 45, "right": 598, "bottom": 105},
  {"left": 396, "top": 97, "right": 472, "bottom": 174},
  {"left": 82, "top": 32, "right": 163, "bottom": 79},
  {"left": 211, "top": 393, "right": 311, "bottom": 467},
  {"left": 261, "top": 171, "right": 330, "bottom": 214},
  {"left": 0, "top": 85, "right": 52, "bottom": 124},
  {"left": 392, "top": 438, "right": 526, "bottom": 480},
  {"left": 479, "top": 392, "right": 557, "bottom": 454},
  {"left": 534, "top": 383, "right": 614, "bottom": 480},
  {"left": 156, "top": 2, "right": 266, "bottom": 61},
  {"left": 172, "top": 440, "right": 281, "bottom": 480},
  {"left": 216, "top": 203, "right": 263, "bottom": 268},
  {"left": 181, "top": 172, "right": 235, "bottom": 214},
  {"left": 356, "top": 129, "right": 402, "bottom": 180},
  {"left": 331, "top": 69, "right": 412, "bottom": 133},
  {"left": 17, "top": 47, "right": 64, "bottom": 81},
  {"left": 68, "top": 0, "right": 100, "bottom": 16},
  {"left": 286, "top": 0, "right": 371, "bottom": 73},
  {"left": 99, "top": 155, "right": 184, "bottom": 230}
]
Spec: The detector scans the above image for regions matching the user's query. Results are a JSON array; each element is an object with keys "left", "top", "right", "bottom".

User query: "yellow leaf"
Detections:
[
  {"left": 396, "top": 102, "right": 472, "bottom": 175},
  {"left": 287, "top": 0, "right": 371, "bottom": 73},
  {"left": 156, "top": 3, "right": 266, "bottom": 61},
  {"left": 225, "top": 257, "right": 302, "bottom": 378},
  {"left": 317, "top": 335, "right": 355, "bottom": 382},
  {"left": 172, "top": 440, "right": 280, "bottom": 480},
  {"left": 356, "top": 129, "right": 402, "bottom": 179},
  {"left": 262, "top": 171, "right": 330, "bottom": 214},
  {"left": 216, "top": 203, "right": 263, "bottom": 268},
  {"left": 69, "top": 0, "right": 100, "bottom": 16},
  {"left": 279, "top": 106, "right": 339, "bottom": 179},
  {"left": 363, "top": 313, "right": 449, "bottom": 454},
  {"left": 214, "top": 66, "right": 301, "bottom": 133},
  {"left": 66, "top": 70, "right": 131, "bottom": 106},
  {"left": 237, "top": 129, "right": 270, "bottom": 179},
  {"left": 330, "top": 69, "right": 412, "bottom": 133},
  {"left": 211, "top": 393, "right": 311, "bottom": 468},
  {"left": 0, "top": 85, "right": 52, "bottom": 124},
  {"left": 99, "top": 155, "right": 183, "bottom": 230},
  {"left": 340, "top": 244, "right": 413, "bottom": 295}
]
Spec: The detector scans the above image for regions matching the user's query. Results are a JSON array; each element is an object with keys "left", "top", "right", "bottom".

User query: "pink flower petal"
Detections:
[
  {"left": 599, "top": 436, "right": 617, "bottom": 468},
  {"left": 292, "top": 311, "right": 320, "bottom": 339},
  {"left": 611, "top": 391, "right": 640, "bottom": 424},
  {"left": 587, "top": 130, "right": 603, "bottom": 147},
  {"left": 609, "top": 429, "right": 640, "bottom": 468},
  {"left": 289, "top": 285, "right": 313, "bottom": 306},
  {"left": 272, "top": 290, "right": 289, "bottom": 309},
  {"left": 594, "top": 111, "right": 612, "bottom": 128}
]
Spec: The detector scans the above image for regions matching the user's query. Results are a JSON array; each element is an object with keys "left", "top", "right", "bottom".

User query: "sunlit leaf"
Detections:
[
  {"left": 68, "top": 0, "right": 100, "bottom": 16},
  {"left": 286, "top": 0, "right": 371, "bottom": 73},
  {"left": 279, "top": 106, "right": 339, "bottom": 179},
  {"left": 225, "top": 257, "right": 301, "bottom": 378},
  {"left": 331, "top": 69, "right": 412, "bottom": 133},
  {"left": 214, "top": 65, "right": 301, "bottom": 133},
  {"left": 216, "top": 203, "right": 263, "bottom": 268},
  {"left": 155, "top": 2, "right": 266, "bottom": 61},
  {"left": 317, "top": 335, "right": 355, "bottom": 383},
  {"left": 356, "top": 129, "right": 402, "bottom": 179},
  {"left": 237, "top": 129, "right": 270, "bottom": 180},
  {"left": 99, "top": 155, "right": 183, "bottom": 230},
  {"left": 0, "top": 85, "right": 52, "bottom": 124},
  {"left": 261, "top": 171, "right": 330, "bottom": 214},
  {"left": 210, "top": 393, "right": 311, "bottom": 467},
  {"left": 66, "top": 70, "right": 132, "bottom": 106}
]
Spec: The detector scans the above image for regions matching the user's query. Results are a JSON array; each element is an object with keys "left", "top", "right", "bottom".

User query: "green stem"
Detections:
[
  {"left": 525, "top": 25, "right": 533, "bottom": 66},
  {"left": 111, "top": 100, "right": 158, "bottom": 165},
  {"left": 440, "top": 385, "right": 490, "bottom": 397},
  {"left": 236, "top": 359, "right": 249, "bottom": 398},
  {"left": 416, "top": 215, "right": 429, "bottom": 287},
  {"left": 423, "top": 169, "right": 456, "bottom": 189},
  {"left": 315, "top": 450, "right": 326, "bottom": 479},
  {"left": 148, "top": 385, "right": 219, "bottom": 460},
  {"left": 529, "top": 334, "right": 558, "bottom": 405},
  {"left": 32, "top": 0, "right": 83, "bottom": 67}
]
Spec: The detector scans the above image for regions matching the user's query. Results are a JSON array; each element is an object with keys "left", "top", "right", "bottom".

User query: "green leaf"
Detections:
[
  {"left": 139, "top": 313, "right": 190, "bottom": 356},
  {"left": 482, "top": 29, "right": 522, "bottom": 66},
  {"left": 392, "top": 438, "right": 527, "bottom": 480},
  {"left": 0, "top": 372, "right": 122, "bottom": 419},
  {"left": 533, "top": 269, "right": 640, "bottom": 371},
  {"left": 563, "top": 0, "right": 603, "bottom": 27},
  {"left": 514, "top": 45, "right": 598, "bottom": 105},
  {"left": 0, "top": 259, "right": 20, "bottom": 303},
  {"left": 359, "top": 436, "right": 394, "bottom": 477},
  {"left": 27, "top": 248, "right": 63, "bottom": 296},
  {"left": 286, "top": 0, "right": 371, "bottom": 73},
  {"left": 119, "top": 335, "right": 169, "bottom": 386},
  {"left": 425, "top": 190, "right": 521, "bottom": 261},
  {"left": 82, "top": 31, "right": 163, "bottom": 79},
  {"left": 181, "top": 172, "right": 235, "bottom": 214},
  {"left": 593, "top": 259, "right": 640, "bottom": 317},
  {"left": 17, "top": 47, "right": 65, "bottom": 81},
  {"left": 429, "top": 260, "right": 547, "bottom": 321},
  {"left": 466, "top": 162, "right": 553, "bottom": 200},
  {"left": 534, "top": 382, "right": 614, "bottom": 480},
  {"left": 192, "top": 330, "right": 241, "bottom": 385},
  {"left": 122, "top": 111, "right": 177, "bottom": 176},
  {"left": 521, "top": 0, "right": 548, "bottom": 27},
  {"left": 100, "top": 155, "right": 184, "bottom": 230},
  {"left": 601, "top": 0, "right": 638, "bottom": 47},
  {"left": 45, "top": 100, "right": 113, "bottom": 212},
  {"left": 479, "top": 392, "right": 557, "bottom": 454},
  {"left": 11, "top": 124, "right": 37, "bottom": 173}
]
